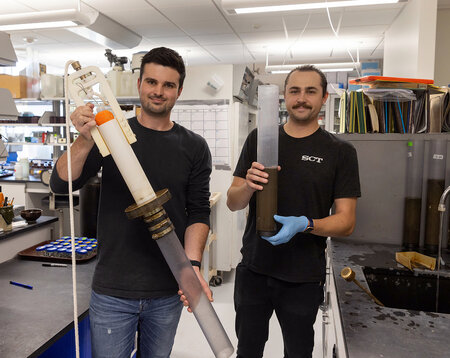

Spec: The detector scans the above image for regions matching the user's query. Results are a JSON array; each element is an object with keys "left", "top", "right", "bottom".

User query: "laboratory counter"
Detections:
[
  {"left": 0, "top": 257, "right": 95, "bottom": 357},
  {"left": 329, "top": 238, "right": 450, "bottom": 358},
  {"left": 0, "top": 216, "right": 58, "bottom": 264},
  {"left": 0, "top": 216, "right": 57, "bottom": 241},
  {"left": 0, "top": 174, "right": 43, "bottom": 183}
]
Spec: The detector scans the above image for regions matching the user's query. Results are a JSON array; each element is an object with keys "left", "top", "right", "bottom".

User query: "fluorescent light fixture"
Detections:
[
  {"left": 0, "top": 88, "right": 19, "bottom": 121},
  {"left": 68, "top": 12, "right": 142, "bottom": 49},
  {"left": 266, "top": 62, "right": 359, "bottom": 73},
  {"left": 0, "top": 7, "right": 142, "bottom": 49},
  {"left": 222, "top": 0, "right": 401, "bottom": 15},
  {"left": 0, "top": 21, "right": 78, "bottom": 31},
  {"left": 0, "top": 31, "right": 17, "bottom": 66},
  {"left": 0, "top": 9, "right": 94, "bottom": 31},
  {"left": 271, "top": 68, "right": 353, "bottom": 73}
]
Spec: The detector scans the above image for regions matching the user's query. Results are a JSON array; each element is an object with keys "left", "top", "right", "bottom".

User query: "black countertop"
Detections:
[
  {"left": 0, "top": 174, "right": 42, "bottom": 183},
  {"left": 0, "top": 216, "right": 58, "bottom": 241},
  {"left": 330, "top": 239, "right": 450, "bottom": 358},
  {"left": 0, "top": 257, "right": 95, "bottom": 357}
]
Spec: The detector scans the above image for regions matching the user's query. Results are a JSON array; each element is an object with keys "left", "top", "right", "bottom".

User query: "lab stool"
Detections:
[{"left": 41, "top": 193, "right": 79, "bottom": 238}]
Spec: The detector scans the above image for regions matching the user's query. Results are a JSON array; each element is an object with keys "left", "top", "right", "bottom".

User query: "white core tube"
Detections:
[
  {"left": 96, "top": 118, "right": 156, "bottom": 205},
  {"left": 257, "top": 85, "right": 279, "bottom": 167}
]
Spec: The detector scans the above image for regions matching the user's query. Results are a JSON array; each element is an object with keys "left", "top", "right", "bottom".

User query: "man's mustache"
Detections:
[{"left": 292, "top": 103, "right": 312, "bottom": 109}]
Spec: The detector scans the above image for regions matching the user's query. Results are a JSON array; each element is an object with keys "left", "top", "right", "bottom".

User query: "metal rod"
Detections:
[
  {"left": 341, "top": 267, "right": 384, "bottom": 306},
  {"left": 436, "top": 185, "right": 450, "bottom": 312}
]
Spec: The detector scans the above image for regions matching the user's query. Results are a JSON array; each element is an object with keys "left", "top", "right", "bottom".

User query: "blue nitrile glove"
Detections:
[{"left": 261, "top": 215, "right": 309, "bottom": 246}]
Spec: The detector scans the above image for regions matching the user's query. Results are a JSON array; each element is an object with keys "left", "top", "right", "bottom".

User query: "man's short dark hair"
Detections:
[
  {"left": 284, "top": 65, "right": 328, "bottom": 97},
  {"left": 139, "top": 47, "right": 186, "bottom": 88}
]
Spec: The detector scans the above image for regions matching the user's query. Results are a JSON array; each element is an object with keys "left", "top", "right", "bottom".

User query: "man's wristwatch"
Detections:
[
  {"left": 190, "top": 260, "right": 201, "bottom": 268},
  {"left": 304, "top": 217, "right": 314, "bottom": 233}
]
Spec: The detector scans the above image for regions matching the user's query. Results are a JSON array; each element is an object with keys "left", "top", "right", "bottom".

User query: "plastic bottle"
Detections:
[
  {"left": 19, "top": 158, "right": 29, "bottom": 178},
  {"left": 106, "top": 67, "right": 123, "bottom": 97},
  {"left": 14, "top": 162, "right": 23, "bottom": 179}
]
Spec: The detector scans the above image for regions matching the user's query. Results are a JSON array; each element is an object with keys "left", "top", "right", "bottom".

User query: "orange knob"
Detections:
[{"left": 95, "top": 110, "right": 114, "bottom": 126}]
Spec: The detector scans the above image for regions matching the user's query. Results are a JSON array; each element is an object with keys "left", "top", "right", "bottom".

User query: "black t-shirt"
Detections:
[
  {"left": 233, "top": 126, "right": 361, "bottom": 283},
  {"left": 51, "top": 118, "right": 212, "bottom": 299}
]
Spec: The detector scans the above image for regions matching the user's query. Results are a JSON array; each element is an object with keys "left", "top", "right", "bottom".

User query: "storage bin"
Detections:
[{"left": 0, "top": 75, "right": 27, "bottom": 98}]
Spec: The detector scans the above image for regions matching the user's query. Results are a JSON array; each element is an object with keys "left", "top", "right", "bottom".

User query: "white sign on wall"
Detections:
[{"left": 171, "top": 104, "right": 230, "bottom": 166}]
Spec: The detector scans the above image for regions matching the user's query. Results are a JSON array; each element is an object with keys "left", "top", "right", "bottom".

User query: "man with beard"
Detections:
[
  {"left": 227, "top": 65, "right": 361, "bottom": 357},
  {"left": 51, "top": 47, "right": 212, "bottom": 358}
]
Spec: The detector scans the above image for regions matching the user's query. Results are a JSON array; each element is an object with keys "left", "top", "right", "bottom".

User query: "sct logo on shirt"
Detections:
[{"left": 301, "top": 155, "right": 324, "bottom": 164}]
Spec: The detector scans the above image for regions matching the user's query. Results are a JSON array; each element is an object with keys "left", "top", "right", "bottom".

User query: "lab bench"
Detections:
[
  {"left": 325, "top": 238, "right": 450, "bottom": 358},
  {"left": 0, "top": 175, "right": 81, "bottom": 239},
  {"left": 0, "top": 216, "right": 57, "bottom": 264},
  {"left": 0, "top": 257, "right": 95, "bottom": 357}
]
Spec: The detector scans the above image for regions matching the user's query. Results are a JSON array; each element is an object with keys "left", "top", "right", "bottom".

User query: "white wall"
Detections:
[
  {"left": 434, "top": 8, "right": 450, "bottom": 86},
  {"left": 179, "top": 64, "right": 233, "bottom": 101},
  {"left": 177, "top": 65, "right": 252, "bottom": 271},
  {"left": 383, "top": 0, "right": 437, "bottom": 79}
]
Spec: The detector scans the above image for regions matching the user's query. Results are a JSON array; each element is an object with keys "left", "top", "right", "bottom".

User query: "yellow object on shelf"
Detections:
[
  {"left": 395, "top": 251, "right": 436, "bottom": 271},
  {"left": 0, "top": 75, "right": 27, "bottom": 98}
]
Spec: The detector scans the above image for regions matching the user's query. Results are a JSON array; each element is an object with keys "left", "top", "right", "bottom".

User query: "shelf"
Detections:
[
  {"left": 337, "top": 133, "right": 450, "bottom": 141},
  {"left": 6, "top": 142, "right": 68, "bottom": 146},
  {"left": 0, "top": 123, "right": 70, "bottom": 127},
  {"left": 39, "top": 97, "right": 65, "bottom": 101}
]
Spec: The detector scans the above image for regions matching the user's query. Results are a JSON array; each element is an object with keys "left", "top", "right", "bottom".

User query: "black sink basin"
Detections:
[{"left": 363, "top": 266, "right": 450, "bottom": 314}]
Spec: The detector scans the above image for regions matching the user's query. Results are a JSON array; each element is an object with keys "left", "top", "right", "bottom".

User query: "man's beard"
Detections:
[{"left": 141, "top": 96, "right": 174, "bottom": 117}]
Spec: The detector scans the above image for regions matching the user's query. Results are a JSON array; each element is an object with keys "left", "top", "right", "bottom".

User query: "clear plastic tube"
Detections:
[
  {"left": 157, "top": 231, "right": 234, "bottom": 358},
  {"left": 425, "top": 139, "right": 447, "bottom": 253},
  {"left": 405, "top": 140, "right": 425, "bottom": 198},
  {"left": 256, "top": 84, "right": 279, "bottom": 236},
  {"left": 402, "top": 140, "right": 425, "bottom": 250},
  {"left": 257, "top": 85, "right": 279, "bottom": 167}
]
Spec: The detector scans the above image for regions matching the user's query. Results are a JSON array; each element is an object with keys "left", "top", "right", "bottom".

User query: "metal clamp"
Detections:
[{"left": 124, "top": 189, "right": 174, "bottom": 240}]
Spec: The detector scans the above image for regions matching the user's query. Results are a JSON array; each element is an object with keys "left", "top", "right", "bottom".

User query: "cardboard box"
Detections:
[{"left": 0, "top": 75, "right": 28, "bottom": 98}]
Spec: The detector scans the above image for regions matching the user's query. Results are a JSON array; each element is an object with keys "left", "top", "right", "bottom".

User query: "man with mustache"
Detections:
[
  {"left": 227, "top": 65, "right": 361, "bottom": 358},
  {"left": 51, "top": 47, "right": 212, "bottom": 358}
]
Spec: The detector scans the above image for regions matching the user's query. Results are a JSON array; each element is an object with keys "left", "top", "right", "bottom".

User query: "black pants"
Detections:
[{"left": 234, "top": 263, "right": 324, "bottom": 358}]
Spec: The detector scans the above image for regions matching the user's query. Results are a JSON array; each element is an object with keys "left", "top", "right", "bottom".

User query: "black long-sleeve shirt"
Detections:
[{"left": 51, "top": 118, "right": 212, "bottom": 299}]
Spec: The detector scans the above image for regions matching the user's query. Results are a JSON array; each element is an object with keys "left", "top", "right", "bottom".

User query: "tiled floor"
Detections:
[{"left": 172, "top": 270, "right": 323, "bottom": 358}]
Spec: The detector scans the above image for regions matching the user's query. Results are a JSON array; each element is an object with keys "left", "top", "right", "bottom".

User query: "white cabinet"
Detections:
[
  {"left": 0, "top": 182, "right": 26, "bottom": 206},
  {"left": 322, "top": 241, "right": 347, "bottom": 358},
  {"left": 325, "top": 94, "right": 342, "bottom": 133},
  {"left": 1, "top": 180, "right": 51, "bottom": 209}
]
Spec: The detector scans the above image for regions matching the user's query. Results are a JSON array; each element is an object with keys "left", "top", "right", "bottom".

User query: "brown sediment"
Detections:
[
  {"left": 402, "top": 197, "right": 421, "bottom": 250},
  {"left": 256, "top": 166, "right": 278, "bottom": 236}
]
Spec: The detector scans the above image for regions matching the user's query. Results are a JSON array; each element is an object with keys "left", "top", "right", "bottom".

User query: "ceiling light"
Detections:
[
  {"left": 68, "top": 12, "right": 142, "bottom": 49},
  {"left": 0, "top": 31, "right": 17, "bottom": 66},
  {"left": 222, "top": 0, "right": 402, "bottom": 15},
  {"left": 0, "top": 9, "right": 94, "bottom": 31},
  {"left": 0, "top": 6, "right": 141, "bottom": 49},
  {"left": 266, "top": 62, "right": 359, "bottom": 73},
  {"left": 0, "top": 88, "right": 19, "bottom": 121}
]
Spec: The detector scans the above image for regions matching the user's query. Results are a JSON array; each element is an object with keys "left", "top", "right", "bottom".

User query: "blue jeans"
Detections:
[{"left": 89, "top": 290, "right": 183, "bottom": 358}]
